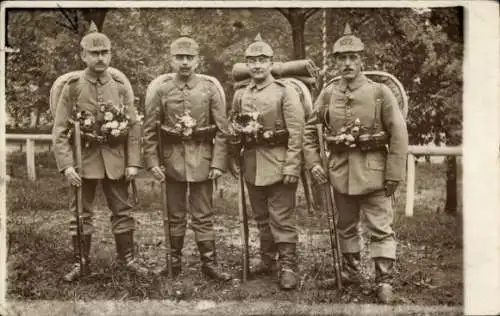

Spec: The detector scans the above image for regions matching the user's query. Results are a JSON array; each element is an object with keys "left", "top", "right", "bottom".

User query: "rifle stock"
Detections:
[
  {"left": 316, "top": 124, "right": 343, "bottom": 290},
  {"left": 73, "top": 121, "right": 86, "bottom": 274},
  {"left": 238, "top": 153, "right": 250, "bottom": 282},
  {"left": 157, "top": 121, "right": 173, "bottom": 278}
]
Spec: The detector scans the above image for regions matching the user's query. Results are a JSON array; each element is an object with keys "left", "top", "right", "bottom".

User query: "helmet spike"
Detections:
[
  {"left": 343, "top": 23, "right": 352, "bottom": 35},
  {"left": 88, "top": 21, "right": 99, "bottom": 33}
]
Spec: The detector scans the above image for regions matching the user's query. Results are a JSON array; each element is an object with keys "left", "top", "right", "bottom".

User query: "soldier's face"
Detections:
[
  {"left": 246, "top": 56, "right": 273, "bottom": 81},
  {"left": 81, "top": 49, "right": 111, "bottom": 73},
  {"left": 171, "top": 54, "right": 199, "bottom": 77},
  {"left": 335, "top": 52, "right": 362, "bottom": 80}
]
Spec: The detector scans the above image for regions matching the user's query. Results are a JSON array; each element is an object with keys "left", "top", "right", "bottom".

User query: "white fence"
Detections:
[{"left": 6, "top": 134, "right": 462, "bottom": 217}]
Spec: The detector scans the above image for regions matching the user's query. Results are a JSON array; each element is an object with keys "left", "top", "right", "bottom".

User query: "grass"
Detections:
[{"left": 5, "top": 152, "right": 463, "bottom": 314}]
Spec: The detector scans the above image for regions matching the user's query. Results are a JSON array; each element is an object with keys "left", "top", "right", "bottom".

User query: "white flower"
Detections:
[
  {"left": 104, "top": 112, "right": 114, "bottom": 121},
  {"left": 182, "top": 127, "right": 193, "bottom": 137},
  {"left": 354, "top": 118, "right": 361, "bottom": 125},
  {"left": 108, "top": 121, "right": 119, "bottom": 129},
  {"left": 250, "top": 112, "right": 259, "bottom": 120},
  {"left": 100, "top": 106, "right": 105, "bottom": 112},
  {"left": 346, "top": 134, "right": 355, "bottom": 142},
  {"left": 83, "top": 118, "right": 93, "bottom": 127},
  {"left": 111, "top": 129, "right": 121, "bottom": 137},
  {"left": 118, "top": 122, "right": 127, "bottom": 130}
]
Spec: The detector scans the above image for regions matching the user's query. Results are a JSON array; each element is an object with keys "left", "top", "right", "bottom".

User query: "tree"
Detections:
[{"left": 276, "top": 9, "right": 320, "bottom": 59}]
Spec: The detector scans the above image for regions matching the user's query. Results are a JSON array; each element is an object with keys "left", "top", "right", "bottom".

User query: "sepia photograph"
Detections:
[{"left": 0, "top": 1, "right": 498, "bottom": 315}]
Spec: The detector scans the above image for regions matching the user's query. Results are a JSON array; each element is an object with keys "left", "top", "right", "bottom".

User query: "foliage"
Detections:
[{"left": 6, "top": 7, "right": 462, "bottom": 145}]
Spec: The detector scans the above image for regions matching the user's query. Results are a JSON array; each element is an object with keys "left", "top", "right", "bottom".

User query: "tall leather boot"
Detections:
[
  {"left": 114, "top": 231, "right": 149, "bottom": 277},
  {"left": 374, "top": 257, "right": 395, "bottom": 304},
  {"left": 342, "top": 252, "right": 363, "bottom": 284},
  {"left": 160, "top": 235, "right": 184, "bottom": 278},
  {"left": 197, "top": 240, "right": 232, "bottom": 281},
  {"left": 63, "top": 235, "right": 91, "bottom": 282},
  {"left": 251, "top": 231, "right": 278, "bottom": 276},
  {"left": 320, "top": 252, "right": 362, "bottom": 289},
  {"left": 278, "top": 243, "right": 298, "bottom": 290}
]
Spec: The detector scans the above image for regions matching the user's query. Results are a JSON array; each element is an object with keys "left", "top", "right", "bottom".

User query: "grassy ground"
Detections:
[{"left": 5, "top": 152, "right": 463, "bottom": 313}]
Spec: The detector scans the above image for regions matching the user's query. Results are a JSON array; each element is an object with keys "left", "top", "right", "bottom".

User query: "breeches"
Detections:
[
  {"left": 69, "top": 177, "right": 135, "bottom": 236},
  {"left": 334, "top": 189, "right": 396, "bottom": 259},
  {"left": 246, "top": 181, "right": 298, "bottom": 244},
  {"left": 165, "top": 177, "right": 215, "bottom": 242}
]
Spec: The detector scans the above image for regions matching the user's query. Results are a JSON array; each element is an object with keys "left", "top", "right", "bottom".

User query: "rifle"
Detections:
[
  {"left": 316, "top": 123, "right": 343, "bottom": 290},
  {"left": 124, "top": 140, "right": 139, "bottom": 206},
  {"left": 157, "top": 121, "right": 173, "bottom": 278},
  {"left": 300, "top": 169, "right": 314, "bottom": 214},
  {"left": 73, "top": 121, "right": 86, "bottom": 274},
  {"left": 237, "top": 151, "right": 250, "bottom": 282}
]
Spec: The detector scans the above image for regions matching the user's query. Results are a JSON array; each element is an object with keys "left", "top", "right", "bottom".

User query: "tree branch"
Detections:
[
  {"left": 304, "top": 8, "right": 320, "bottom": 21},
  {"left": 276, "top": 8, "right": 290, "bottom": 19}
]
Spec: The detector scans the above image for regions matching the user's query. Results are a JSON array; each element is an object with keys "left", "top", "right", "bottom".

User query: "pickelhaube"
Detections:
[
  {"left": 80, "top": 21, "right": 111, "bottom": 51},
  {"left": 244, "top": 33, "right": 273, "bottom": 57},
  {"left": 170, "top": 26, "right": 199, "bottom": 55},
  {"left": 332, "top": 24, "right": 364, "bottom": 54}
]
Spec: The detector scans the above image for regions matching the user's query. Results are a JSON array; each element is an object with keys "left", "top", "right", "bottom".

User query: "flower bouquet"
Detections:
[
  {"left": 325, "top": 118, "right": 388, "bottom": 152},
  {"left": 66, "top": 110, "right": 104, "bottom": 148},
  {"left": 99, "top": 101, "right": 130, "bottom": 146},
  {"left": 229, "top": 111, "right": 263, "bottom": 144}
]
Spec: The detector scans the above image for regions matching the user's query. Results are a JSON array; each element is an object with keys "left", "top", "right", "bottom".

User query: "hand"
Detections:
[
  {"left": 208, "top": 168, "right": 223, "bottom": 180},
  {"left": 64, "top": 167, "right": 82, "bottom": 187},
  {"left": 150, "top": 166, "right": 166, "bottom": 182},
  {"left": 311, "top": 164, "right": 328, "bottom": 184},
  {"left": 384, "top": 180, "right": 399, "bottom": 197},
  {"left": 283, "top": 175, "right": 298, "bottom": 184},
  {"left": 125, "top": 167, "right": 139, "bottom": 181}
]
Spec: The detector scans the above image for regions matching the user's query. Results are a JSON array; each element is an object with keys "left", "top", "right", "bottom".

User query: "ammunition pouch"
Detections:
[
  {"left": 357, "top": 133, "right": 389, "bottom": 152},
  {"left": 161, "top": 124, "right": 217, "bottom": 144},
  {"left": 324, "top": 131, "right": 388, "bottom": 153},
  {"left": 229, "top": 129, "right": 289, "bottom": 153}
]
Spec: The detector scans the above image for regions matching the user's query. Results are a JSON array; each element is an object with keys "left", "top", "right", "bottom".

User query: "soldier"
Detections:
[
  {"left": 52, "top": 22, "right": 148, "bottom": 281},
  {"left": 142, "top": 35, "right": 231, "bottom": 281},
  {"left": 303, "top": 24, "right": 408, "bottom": 303},
  {"left": 231, "top": 34, "right": 305, "bottom": 290}
]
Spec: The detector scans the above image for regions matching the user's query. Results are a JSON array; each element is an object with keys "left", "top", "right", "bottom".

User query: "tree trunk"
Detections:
[
  {"left": 444, "top": 155, "right": 458, "bottom": 214},
  {"left": 290, "top": 13, "right": 306, "bottom": 59}
]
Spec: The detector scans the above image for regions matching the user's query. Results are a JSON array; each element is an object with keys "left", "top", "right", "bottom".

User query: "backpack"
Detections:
[
  {"left": 320, "top": 70, "right": 408, "bottom": 121},
  {"left": 232, "top": 77, "right": 314, "bottom": 129},
  {"left": 49, "top": 67, "right": 134, "bottom": 117}
]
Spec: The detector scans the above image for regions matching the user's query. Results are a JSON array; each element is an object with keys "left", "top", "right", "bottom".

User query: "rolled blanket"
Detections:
[
  {"left": 233, "top": 76, "right": 317, "bottom": 90},
  {"left": 232, "top": 59, "right": 319, "bottom": 82}
]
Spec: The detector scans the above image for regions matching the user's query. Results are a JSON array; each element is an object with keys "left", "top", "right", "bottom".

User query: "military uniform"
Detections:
[
  {"left": 303, "top": 24, "right": 408, "bottom": 302},
  {"left": 52, "top": 22, "right": 148, "bottom": 281},
  {"left": 142, "top": 36, "right": 230, "bottom": 280},
  {"left": 232, "top": 34, "right": 305, "bottom": 289}
]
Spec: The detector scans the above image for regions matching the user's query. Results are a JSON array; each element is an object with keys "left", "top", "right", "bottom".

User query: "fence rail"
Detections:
[
  {"left": 6, "top": 134, "right": 462, "bottom": 217},
  {"left": 6, "top": 134, "right": 52, "bottom": 181},
  {"left": 406, "top": 145, "right": 462, "bottom": 217}
]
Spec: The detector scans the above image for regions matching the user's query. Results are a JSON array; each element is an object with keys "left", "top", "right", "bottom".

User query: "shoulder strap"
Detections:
[
  {"left": 372, "top": 82, "right": 384, "bottom": 130},
  {"left": 274, "top": 79, "right": 288, "bottom": 129}
]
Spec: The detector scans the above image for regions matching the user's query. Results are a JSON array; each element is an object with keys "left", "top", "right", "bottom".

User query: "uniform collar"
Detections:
[
  {"left": 338, "top": 73, "right": 368, "bottom": 92},
  {"left": 249, "top": 74, "right": 275, "bottom": 91},
  {"left": 173, "top": 74, "right": 199, "bottom": 90},
  {"left": 84, "top": 68, "right": 111, "bottom": 85}
]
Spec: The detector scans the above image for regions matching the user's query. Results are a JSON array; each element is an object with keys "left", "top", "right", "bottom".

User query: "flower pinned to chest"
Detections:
[{"left": 174, "top": 110, "right": 197, "bottom": 137}]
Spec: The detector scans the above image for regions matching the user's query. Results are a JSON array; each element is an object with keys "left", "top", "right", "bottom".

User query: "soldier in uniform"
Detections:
[
  {"left": 231, "top": 34, "right": 305, "bottom": 290},
  {"left": 303, "top": 25, "right": 408, "bottom": 302},
  {"left": 142, "top": 35, "right": 231, "bottom": 281},
  {"left": 52, "top": 22, "right": 148, "bottom": 281}
]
